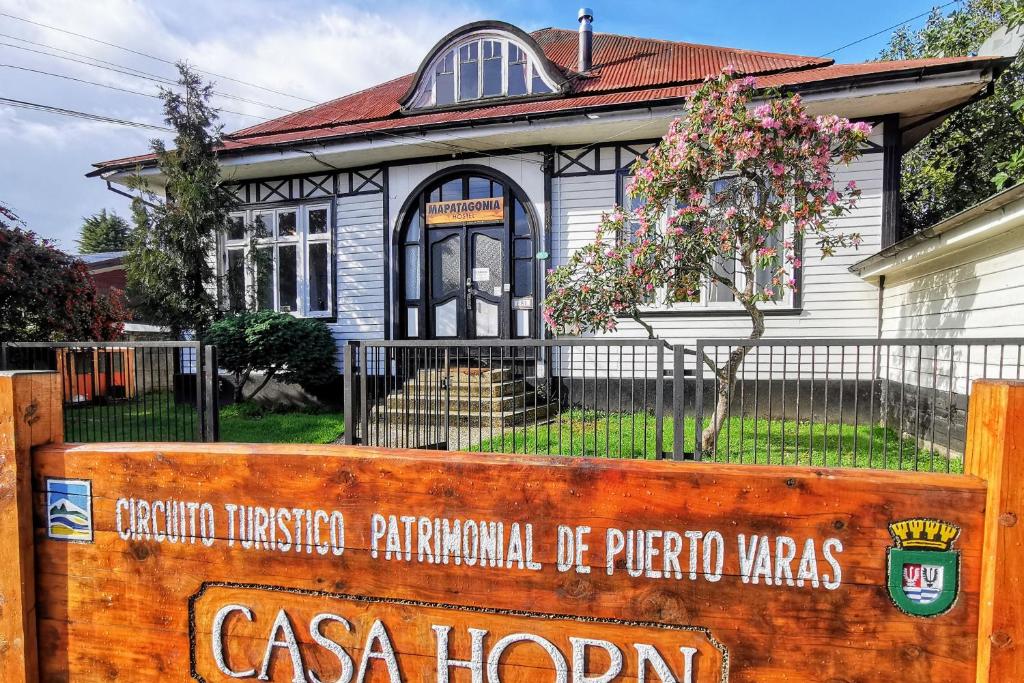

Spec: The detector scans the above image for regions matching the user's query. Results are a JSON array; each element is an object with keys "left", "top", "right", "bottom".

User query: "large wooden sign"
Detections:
[
  {"left": 3, "top": 373, "right": 1023, "bottom": 681},
  {"left": 426, "top": 197, "right": 503, "bottom": 225}
]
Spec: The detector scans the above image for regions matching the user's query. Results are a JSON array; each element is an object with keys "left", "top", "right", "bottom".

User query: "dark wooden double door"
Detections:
[{"left": 427, "top": 224, "right": 507, "bottom": 340}]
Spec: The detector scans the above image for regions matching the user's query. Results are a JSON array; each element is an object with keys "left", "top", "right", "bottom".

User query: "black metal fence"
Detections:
[
  {"left": 0, "top": 341, "right": 220, "bottom": 442},
  {"left": 343, "top": 339, "right": 674, "bottom": 457},
  {"left": 343, "top": 337, "right": 1024, "bottom": 472},
  {"left": 692, "top": 338, "right": 1023, "bottom": 472}
]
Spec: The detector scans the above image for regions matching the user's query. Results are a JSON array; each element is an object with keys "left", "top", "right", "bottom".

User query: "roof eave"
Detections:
[
  {"left": 88, "top": 56, "right": 1010, "bottom": 178},
  {"left": 850, "top": 182, "right": 1024, "bottom": 279}
]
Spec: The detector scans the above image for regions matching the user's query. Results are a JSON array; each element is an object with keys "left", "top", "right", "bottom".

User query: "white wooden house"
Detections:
[{"left": 89, "top": 12, "right": 1012, "bottom": 358}]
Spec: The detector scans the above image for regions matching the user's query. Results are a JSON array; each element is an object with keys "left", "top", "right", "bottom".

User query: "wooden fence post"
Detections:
[
  {"left": 0, "top": 371, "right": 62, "bottom": 683},
  {"left": 965, "top": 379, "right": 1024, "bottom": 682}
]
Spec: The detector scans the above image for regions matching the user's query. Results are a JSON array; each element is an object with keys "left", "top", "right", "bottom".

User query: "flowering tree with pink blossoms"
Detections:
[{"left": 543, "top": 69, "right": 872, "bottom": 451}]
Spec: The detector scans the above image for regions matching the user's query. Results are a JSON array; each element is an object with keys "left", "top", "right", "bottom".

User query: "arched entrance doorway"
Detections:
[{"left": 395, "top": 166, "right": 539, "bottom": 340}]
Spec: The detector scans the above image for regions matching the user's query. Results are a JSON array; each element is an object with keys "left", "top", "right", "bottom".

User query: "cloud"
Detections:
[{"left": 0, "top": 0, "right": 483, "bottom": 248}]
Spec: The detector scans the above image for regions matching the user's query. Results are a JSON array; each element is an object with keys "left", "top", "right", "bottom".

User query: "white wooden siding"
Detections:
[
  {"left": 330, "top": 192, "right": 385, "bottom": 367},
  {"left": 879, "top": 222, "right": 1024, "bottom": 392}
]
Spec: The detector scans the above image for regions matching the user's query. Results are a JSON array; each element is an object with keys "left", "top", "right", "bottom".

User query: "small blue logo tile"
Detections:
[{"left": 46, "top": 478, "right": 93, "bottom": 543}]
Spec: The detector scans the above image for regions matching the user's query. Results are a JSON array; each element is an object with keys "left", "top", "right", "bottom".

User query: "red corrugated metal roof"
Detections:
[{"left": 89, "top": 26, "right": 1003, "bottom": 174}]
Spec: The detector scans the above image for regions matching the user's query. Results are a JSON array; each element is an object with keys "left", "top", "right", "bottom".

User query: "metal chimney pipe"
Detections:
[{"left": 578, "top": 7, "right": 594, "bottom": 72}]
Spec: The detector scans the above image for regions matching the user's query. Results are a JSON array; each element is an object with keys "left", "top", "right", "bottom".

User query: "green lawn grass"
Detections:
[
  {"left": 474, "top": 410, "right": 962, "bottom": 473},
  {"left": 64, "top": 393, "right": 345, "bottom": 444},
  {"left": 218, "top": 404, "right": 345, "bottom": 443}
]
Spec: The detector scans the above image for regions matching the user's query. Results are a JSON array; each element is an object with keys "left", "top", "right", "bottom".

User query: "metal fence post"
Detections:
[
  {"left": 359, "top": 343, "right": 368, "bottom": 446},
  {"left": 342, "top": 343, "right": 355, "bottom": 445},
  {"left": 672, "top": 345, "right": 685, "bottom": 460},
  {"left": 655, "top": 343, "right": 665, "bottom": 459},
  {"left": 194, "top": 343, "right": 206, "bottom": 442},
  {"left": 0, "top": 343, "right": 7, "bottom": 371},
  {"left": 694, "top": 340, "right": 705, "bottom": 461},
  {"left": 203, "top": 345, "right": 219, "bottom": 442}
]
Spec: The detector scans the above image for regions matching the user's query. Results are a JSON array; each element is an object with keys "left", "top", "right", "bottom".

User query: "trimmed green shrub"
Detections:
[{"left": 204, "top": 310, "right": 338, "bottom": 402}]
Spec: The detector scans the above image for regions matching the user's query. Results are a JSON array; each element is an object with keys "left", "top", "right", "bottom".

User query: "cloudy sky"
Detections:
[{"left": 0, "top": 0, "right": 948, "bottom": 251}]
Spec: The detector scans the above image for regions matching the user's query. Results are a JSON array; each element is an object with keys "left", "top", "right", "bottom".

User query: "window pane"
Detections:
[
  {"left": 404, "top": 245, "right": 420, "bottom": 299},
  {"left": 406, "top": 307, "right": 419, "bottom": 338},
  {"left": 459, "top": 42, "right": 479, "bottom": 100},
  {"left": 308, "top": 208, "right": 328, "bottom": 235},
  {"left": 227, "top": 248, "right": 245, "bottom": 312},
  {"left": 227, "top": 215, "right": 245, "bottom": 241},
  {"left": 278, "top": 245, "right": 298, "bottom": 312},
  {"left": 507, "top": 45, "right": 527, "bottom": 96},
  {"left": 621, "top": 175, "right": 645, "bottom": 238},
  {"left": 708, "top": 256, "right": 735, "bottom": 303},
  {"left": 514, "top": 259, "right": 533, "bottom": 297},
  {"left": 756, "top": 230, "right": 783, "bottom": 301},
  {"left": 474, "top": 299, "right": 499, "bottom": 337},
  {"left": 431, "top": 235, "right": 460, "bottom": 297},
  {"left": 436, "top": 51, "right": 455, "bottom": 105},
  {"left": 278, "top": 211, "right": 296, "bottom": 238},
  {"left": 531, "top": 66, "right": 551, "bottom": 94},
  {"left": 253, "top": 211, "right": 273, "bottom": 238},
  {"left": 257, "top": 247, "right": 274, "bottom": 311},
  {"left": 472, "top": 233, "right": 503, "bottom": 294},
  {"left": 308, "top": 242, "right": 329, "bottom": 312},
  {"left": 405, "top": 212, "right": 420, "bottom": 244},
  {"left": 515, "top": 309, "right": 530, "bottom": 337},
  {"left": 434, "top": 299, "right": 458, "bottom": 337},
  {"left": 482, "top": 40, "right": 502, "bottom": 97},
  {"left": 440, "top": 178, "right": 463, "bottom": 202},
  {"left": 514, "top": 238, "right": 533, "bottom": 258},
  {"left": 468, "top": 176, "right": 492, "bottom": 199},
  {"left": 513, "top": 199, "right": 530, "bottom": 235}
]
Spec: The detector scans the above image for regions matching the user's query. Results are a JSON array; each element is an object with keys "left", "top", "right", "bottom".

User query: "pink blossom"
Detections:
[{"left": 760, "top": 116, "right": 781, "bottom": 130}]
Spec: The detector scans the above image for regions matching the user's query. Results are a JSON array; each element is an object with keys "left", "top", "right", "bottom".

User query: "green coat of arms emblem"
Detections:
[{"left": 886, "top": 518, "right": 960, "bottom": 618}]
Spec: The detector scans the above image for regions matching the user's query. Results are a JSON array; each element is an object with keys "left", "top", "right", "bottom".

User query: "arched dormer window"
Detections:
[{"left": 401, "top": 21, "right": 568, "bottom": 111}]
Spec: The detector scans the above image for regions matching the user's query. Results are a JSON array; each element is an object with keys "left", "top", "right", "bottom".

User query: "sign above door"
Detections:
[{"left": 426, "top": 196, "right": 504, "bottom": 226}]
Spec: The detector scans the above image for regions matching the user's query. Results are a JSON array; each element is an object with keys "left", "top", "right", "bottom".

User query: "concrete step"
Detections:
[
  {"left": 383, "top": 392, "right": 541, "bottom": 412},
  {"left": 412, "top": 366, "right": 515, "bottom": 385},
  {"left": 371, "top": 402, "right": 558, "bottom": 429},
  {"left": 397, "top": 378, "right": 537, "bottom": 398}
]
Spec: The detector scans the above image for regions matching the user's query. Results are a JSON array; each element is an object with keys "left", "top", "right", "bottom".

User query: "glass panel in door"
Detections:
[
  {"left": 430, "top": 231, "right": 463, "bottom": 338},
  {"left": 469, "top": 228, "right": 504, "bottom": 338}
]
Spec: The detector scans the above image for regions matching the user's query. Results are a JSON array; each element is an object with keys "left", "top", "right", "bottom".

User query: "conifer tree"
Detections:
[
  {"left": 127, "top": 63, "right": 235, "bottom": 338},
  {"left": 77, "top": 209, "right": 129, "bottom": 254}
]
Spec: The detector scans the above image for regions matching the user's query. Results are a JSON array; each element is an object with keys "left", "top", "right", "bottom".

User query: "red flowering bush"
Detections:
[
  {"left": 0, "top": 202, "right": 126, "bottom": 342},
  {"left": 544, "top": 69, "right": 871, "bottom": 449}
]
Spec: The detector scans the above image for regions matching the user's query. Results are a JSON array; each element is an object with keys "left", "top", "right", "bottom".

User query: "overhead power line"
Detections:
[
  {"left": 820, "top": 0, "right": 962, "bottom": 57},
  {"left": 0, "top": 63, "right": 271, "bottom": 121},
  {"left": 0, "top": 34, "right": 294, "bottom": 112},
  {"left": 0, "top": 95, "right": 172, "bottom": 131},
  {"left": 0, "top": 15, "right": 550, "bottom": 165},
  {"left": 0, "top": 10, "right": 318, "bottom": 104}
]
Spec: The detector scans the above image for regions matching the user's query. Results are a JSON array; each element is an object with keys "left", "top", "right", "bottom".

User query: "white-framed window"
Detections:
[
  {"left": 410, "top": 34, "right": 556, "bottom": 109},
  {"left": 221, "top": 202, "right": 333, "bottom": 318},
  {"left": 619, "top": 174, "right": 794, "bottom": 312}
]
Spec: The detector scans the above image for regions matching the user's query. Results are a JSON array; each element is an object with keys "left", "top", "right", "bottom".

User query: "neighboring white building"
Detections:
[
  {"left": 853, "top": 183, "right": 1024, "bottom": 341},
  {"left": 88, "top": 13, "right": 1011, "bottom": 357}
]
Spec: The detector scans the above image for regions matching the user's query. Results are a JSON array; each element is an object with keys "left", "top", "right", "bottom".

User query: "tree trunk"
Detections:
[
  {"left": 244, "top": 370, "right": 276, "bottom": 402},
  {"left": 232, "top": 371, "right": 246, "bottom": 404},
  {"left": 700, "top": 303, "right": 765, "bottom": 454}
]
